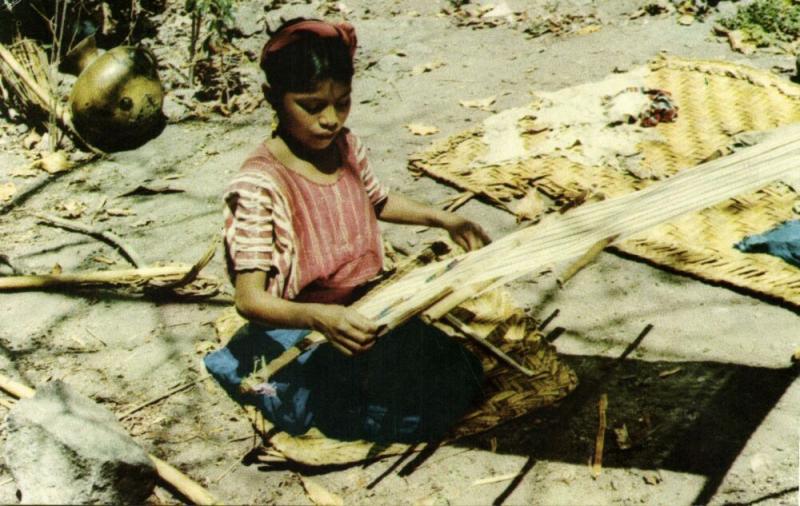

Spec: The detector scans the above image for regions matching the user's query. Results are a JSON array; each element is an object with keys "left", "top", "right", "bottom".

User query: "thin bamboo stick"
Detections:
[
  {"left": 558, "top": 234, "right": 618, "bottom": 286},
  {"left": 443, "top": 314, "right": 535, "bottom": 377},
  {"left": 149, "top": 456, "right": 218, "bottom": 505},
  {"left": 592, "top": 393, "right": 608, "bottom": 477},
  {"left": 0, "top": 373, "right": 218, "bottom": 505},
  {"left": 0, "top": 265, "right": 192, "bottom": 290}
]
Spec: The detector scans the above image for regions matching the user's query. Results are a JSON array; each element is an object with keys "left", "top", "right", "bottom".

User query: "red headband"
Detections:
[{"left": 260, "top": 20, "right": 357, "bottom": 68}]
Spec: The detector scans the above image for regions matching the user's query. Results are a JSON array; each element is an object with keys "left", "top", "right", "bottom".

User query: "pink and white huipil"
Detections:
[{"left": 223, "top": 129, "right": 388, "bottom": 305}]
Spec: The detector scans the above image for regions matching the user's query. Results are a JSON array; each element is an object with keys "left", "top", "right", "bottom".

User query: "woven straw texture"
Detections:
[
  {"left": 410, "top": 56, "right": 800, "bottom": 306},
  {"left": 214, "top": 243, "right": 578, "bottom": 466}
]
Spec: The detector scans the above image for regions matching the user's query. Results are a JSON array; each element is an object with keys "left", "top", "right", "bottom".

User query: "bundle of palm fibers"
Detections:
[{"left": 0, "top": 38, "right": 64, "bottom": 127}]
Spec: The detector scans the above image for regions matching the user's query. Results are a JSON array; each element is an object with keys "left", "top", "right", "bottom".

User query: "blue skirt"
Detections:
[{"left": 204, "top": 317, "right": 484, "bottom": 443}]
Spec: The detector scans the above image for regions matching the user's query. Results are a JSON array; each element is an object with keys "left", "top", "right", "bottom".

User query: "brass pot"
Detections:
[{"left": 66, "top": 36, "right": 165, "bottom": 151}]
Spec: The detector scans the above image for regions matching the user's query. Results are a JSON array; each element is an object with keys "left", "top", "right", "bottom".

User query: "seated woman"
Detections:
[{"left": 205, "top": 18, "right": 489, "bottom": 443}]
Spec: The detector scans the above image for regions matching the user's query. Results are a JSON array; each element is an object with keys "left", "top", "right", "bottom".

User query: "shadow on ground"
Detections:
[{"left": 452, "top": 353, "right": 799, "bottom": 505}]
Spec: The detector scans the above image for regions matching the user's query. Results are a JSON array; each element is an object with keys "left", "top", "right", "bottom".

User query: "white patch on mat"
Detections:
[{"left": 475, "top": 66, "right": 664, "bottom": 170}]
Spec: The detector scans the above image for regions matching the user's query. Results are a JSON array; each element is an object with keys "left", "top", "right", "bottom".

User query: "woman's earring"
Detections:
[{"left": 270, "top": 115, "right": 279, "bottom": 137}]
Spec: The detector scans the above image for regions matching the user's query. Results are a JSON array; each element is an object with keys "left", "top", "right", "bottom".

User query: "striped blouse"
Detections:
[{"left": 223, "top": 129, "right": 389, "bottom": 304}]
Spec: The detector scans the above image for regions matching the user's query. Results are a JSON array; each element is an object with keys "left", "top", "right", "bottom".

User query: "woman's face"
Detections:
[{"left": 278, "top": 79, "right": 352, "bottom": 152}]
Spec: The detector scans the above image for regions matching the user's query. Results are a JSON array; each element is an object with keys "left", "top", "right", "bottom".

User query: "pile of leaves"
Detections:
[{"left": 718, "top": 0, "right": 800, "bottom": 47}]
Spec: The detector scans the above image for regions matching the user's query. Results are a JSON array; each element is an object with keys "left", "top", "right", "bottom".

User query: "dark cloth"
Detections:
[
  {"left": 735, "top": 220, "right": 800, "bottom": 268},
  {"left": 204, "top": 318, "right": 483, "bottom": 444}
]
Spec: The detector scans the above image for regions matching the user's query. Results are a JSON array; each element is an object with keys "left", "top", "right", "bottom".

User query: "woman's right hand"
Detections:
[{"left": 310, "top": 304, "right": 378, "bottom": 356}]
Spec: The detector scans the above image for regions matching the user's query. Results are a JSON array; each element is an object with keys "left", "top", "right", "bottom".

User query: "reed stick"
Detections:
[{"left": 0, "top": 265, "right": 191, "bottom": 290}]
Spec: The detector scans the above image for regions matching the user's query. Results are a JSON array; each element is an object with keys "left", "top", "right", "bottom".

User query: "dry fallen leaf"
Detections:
[
  {"left": 299, "top": 475, "right": 343, "bottom": 506},
  {"left": 459, "top": 95, "right": 497, "bottom": 111},
  {"left": 642, "top": 471, "right": 662, "bottom": 485},
  {"left": 576, "top": 24, "right": 601, "bottom": 35},
  {"left": 195, "top": 340, "right": 217, "bottom": 354},
  {"left": 0, "top": 182, "right": 17, "bottom": 202},
  {"left": 658, "top": 366, "right": 682, "bottom": 378},
  {"left": 677, "top": 14, "right": 694, "bottom": 26},
  {"left": 54, "top": 199, "right": 87, "bottom": 219},
  {"left": 214, "top": 306, "right": 247, "bottom": 342},
  {"left": 406, "top": 123, "right": 439, "bottom": 136},
  {"left": 411, "top": 60, "right": 445, "bottom": 76},
  {"left": 726, "top": 29, "right": 755, "bottom": 55},
  {"left": 512, "top": 189, "right": 547, "bottom": 222},
  {"left": 93, "top": 255, "right": 116, "bottom": 265},
  {"left": 38, "top": 151, "right": 72, "bottom": 174},
  {"left": 22, "top": 131, "right": 41, "bottom": 150},
  {"left": 120, "top": 185, "right": 185, "bottom": 197},
  {"left": 10, "top": 164, "right": 39, "bottom": 178},
  {"left": 132, "top": 218, "right": 154, "bottom": 228},
  {"left": 105, "top": 207, "right": 136, "bottom": 217},
  {"left": 614, "top": 424, "right": 632, "bottom": 450}
]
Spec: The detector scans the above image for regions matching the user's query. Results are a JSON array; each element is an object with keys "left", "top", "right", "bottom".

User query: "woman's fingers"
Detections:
[
  {"left": 474, "top": 224, "right": 492, "bottom": 246},
  {"left": 346, "top": 310, "right": 379, "bottom": 335},
  {"left": 329, "top": 339, "right": 354, "bottom": 357}
]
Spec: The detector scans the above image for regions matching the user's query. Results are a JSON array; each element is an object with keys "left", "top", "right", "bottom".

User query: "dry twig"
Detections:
[
  {"left": 33, "top": 212, "right": 145, "bottom": 267},
  {"left": 119, "top": 375, "right": 209, "bottom": 421}
]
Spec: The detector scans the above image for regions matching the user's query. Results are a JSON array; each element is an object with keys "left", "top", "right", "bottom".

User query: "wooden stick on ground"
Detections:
[
  {"left": 0, "top": 373, "right": 218, "bottom": 505},
  {"left": 592, "top": 393, "right": 608, "bottom": 478},
  {"left": 443, "top": 314, "right": 536, "bottom": 377},
  {"left": 0, "top": 264, "right": 193, "bottom": 290},
  {"left": 33, "top": 212, "right": 145, "bottom": 268},
  {"left": 0, "top": 240, "right": 218, "bottom": 292}
]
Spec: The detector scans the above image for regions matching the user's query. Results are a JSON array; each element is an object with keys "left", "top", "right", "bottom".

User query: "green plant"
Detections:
[
  {"left": 719, "top": 0, "right": 800, "bottom": 46},
  {"left": 185, "top": 0, "right": 235, "bottom": 84}
]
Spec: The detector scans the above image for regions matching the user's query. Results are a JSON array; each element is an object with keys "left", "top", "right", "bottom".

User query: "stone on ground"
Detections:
[{"left": 4, "top": 380, "right": 157, "bottom": 504}]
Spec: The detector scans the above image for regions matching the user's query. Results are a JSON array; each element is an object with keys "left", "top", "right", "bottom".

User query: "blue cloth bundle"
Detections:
[
  {"left": 735, "top": 220, "right": 800, "bottom": 268},
  {"left": 204, "top": 318, "right": 484, "bottom": 443}
]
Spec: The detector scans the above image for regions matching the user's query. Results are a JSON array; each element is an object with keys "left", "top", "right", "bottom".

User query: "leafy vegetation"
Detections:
[
  {"left": 185, "top": 0, "right": 235, "bottom": 83},
  {"left": 719, "top": 0, "right": 800, "bottom": 47}
]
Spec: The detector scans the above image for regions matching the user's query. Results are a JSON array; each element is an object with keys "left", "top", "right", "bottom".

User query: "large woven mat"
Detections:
[
  {"left": 213, "top": 243, "right": 577, "bottom": 466},
  {"left": 410, "top": 56, "right": 800, "bottom": 306}
]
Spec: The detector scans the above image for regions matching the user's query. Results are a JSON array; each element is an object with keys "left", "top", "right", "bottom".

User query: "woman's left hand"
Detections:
[{"left": 442, "top": 214, "right": 491, "bottom": 251}]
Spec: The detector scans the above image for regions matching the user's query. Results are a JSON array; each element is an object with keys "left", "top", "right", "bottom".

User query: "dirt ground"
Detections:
[{"left": 0, "top": 0, "right": 799, "bottom": 504}]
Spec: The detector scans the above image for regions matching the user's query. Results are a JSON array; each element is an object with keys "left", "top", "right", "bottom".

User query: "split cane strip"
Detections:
[
  {"left": 592, "top": 393, "right": 608, "bottom": 478},
  {"left": 0, "top": 373, "right": 218, "bottom": 505}
]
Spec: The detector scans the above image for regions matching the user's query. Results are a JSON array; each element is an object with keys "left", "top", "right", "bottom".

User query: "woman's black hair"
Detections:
[{"left": 261, "top": 18, "right": 355, "bottom": 100}]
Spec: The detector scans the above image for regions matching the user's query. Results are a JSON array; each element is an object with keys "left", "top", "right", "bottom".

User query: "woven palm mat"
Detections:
[
  {"left": 410, "top": 55, "right": 800, "bottom": 306},
  {"left": 212, "top": 242, "right": 578, "bottom": 466}
]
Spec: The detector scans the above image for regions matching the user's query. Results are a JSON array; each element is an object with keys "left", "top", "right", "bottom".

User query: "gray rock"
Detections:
[
  {"left": 4, "top": 381, "right": 157, "bottom": 505},
  {"left": 233, "top": 0, "right": 267, "bottom": 37}
]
